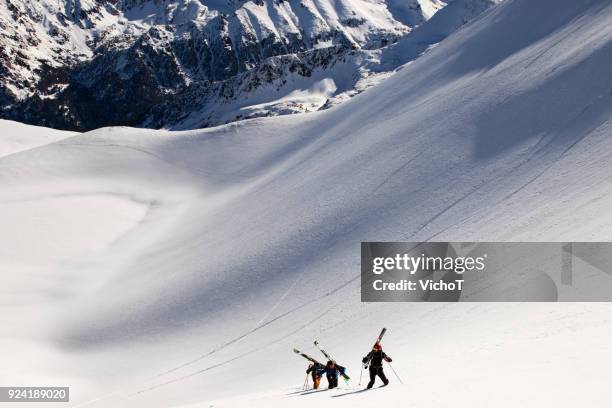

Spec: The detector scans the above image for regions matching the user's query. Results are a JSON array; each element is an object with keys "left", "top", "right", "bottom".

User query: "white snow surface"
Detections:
[
  {"left": 0, "top": 120, "right": 76, "bottom": 157},
  {"left": 2, "top": 0, "right": 612, "bottom": 407}
]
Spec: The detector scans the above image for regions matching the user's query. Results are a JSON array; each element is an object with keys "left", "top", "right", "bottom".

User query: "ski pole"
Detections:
[
  {"left": 359, "top": 365, "right": 363, "bottom": 386},
  {"left": 387, "top": 362, "right": 404, "bottom": 384}
]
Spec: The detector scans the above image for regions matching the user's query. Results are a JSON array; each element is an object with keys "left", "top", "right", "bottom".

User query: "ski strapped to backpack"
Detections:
[
  {"left": 363, "top": 327, "right": 387, "bottom": 369},
  {"left": 293, "top": 348, "right": 323, "bottom": 366},
  {"left": 313, "top": 340, "right": 350, "bottom": 382}
]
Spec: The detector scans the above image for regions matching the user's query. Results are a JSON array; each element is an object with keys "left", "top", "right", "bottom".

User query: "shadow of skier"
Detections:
[
  {"left": 291, "top": 388, "right": 332, "bottom": 397},
  {"left": 330, "top": 388, "right": 371, "bottom": 397}
]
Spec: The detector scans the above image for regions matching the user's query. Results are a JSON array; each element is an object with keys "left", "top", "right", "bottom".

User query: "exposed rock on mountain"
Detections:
[{"left": 0, "top": 0, "right": 498, "bottom": 130}]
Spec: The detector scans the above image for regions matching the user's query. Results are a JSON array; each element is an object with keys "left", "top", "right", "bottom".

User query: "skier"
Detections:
[
  {"left": 324, "top": 360, "right": 346, "bottom": 389},
  {"left": 362, "top": 343, "right": 392, "bottom": 389},
  {"left": 306, "top": 361, "right": 325, "bottom": 389}
]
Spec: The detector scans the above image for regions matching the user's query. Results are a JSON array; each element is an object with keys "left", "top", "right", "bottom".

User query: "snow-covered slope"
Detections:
[
  {"left": 1, "top": 0, "right": 612, "bottom": 407},
  {"left": 0, "top": 119, "right": 76, "bottom": 157}
]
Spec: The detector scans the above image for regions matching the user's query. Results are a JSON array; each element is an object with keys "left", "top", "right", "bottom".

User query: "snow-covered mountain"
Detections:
[
  {"left": 149, "top": 0, "right": 503, "bottom": 130},
  {"left": 0, "top": 0, "right": 500, "bottom": 131},
  {"left": 1, "top": 0, "right": 612, "bottom": 407}
]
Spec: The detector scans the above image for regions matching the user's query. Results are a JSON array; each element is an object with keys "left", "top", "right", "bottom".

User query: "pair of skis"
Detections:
[
  {"left": 363, "top": 327, "right": 386, "bottom": 369},
  {"left": 293, "top": 340, "right": 350, "bottom": 382},
  {"left": 293, "top": 348, "right": 322, "bottom": 365}
]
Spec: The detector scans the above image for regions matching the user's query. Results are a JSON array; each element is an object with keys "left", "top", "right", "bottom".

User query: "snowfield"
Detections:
[
  {"left": 1, "top": 0, "right": 612, "bottom": 407},
  {"left": 0, "top": 120, "right": 75, "bottom": 157}
]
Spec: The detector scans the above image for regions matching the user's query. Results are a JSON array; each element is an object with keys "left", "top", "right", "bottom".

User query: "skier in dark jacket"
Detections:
[
  {"left": 306, "top": 361, "right": 325, "bottom": 389},
  {"left": 362, "top": 343, "right": 392, "bottom": 389},
  {"left": 324, "top": 360, "right": 346, "bottom": 389}
]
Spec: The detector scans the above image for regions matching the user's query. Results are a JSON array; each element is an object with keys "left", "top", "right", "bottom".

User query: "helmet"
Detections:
[{"left": 373, "top": 343, "right": 382, "bottom": 350}]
